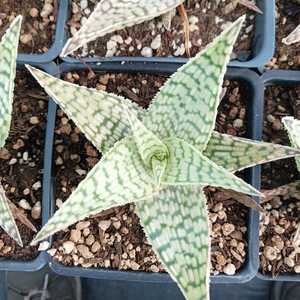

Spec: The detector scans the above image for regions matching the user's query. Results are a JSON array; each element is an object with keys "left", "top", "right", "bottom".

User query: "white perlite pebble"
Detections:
[
  {"left": 295, "top": 265, "right": 300, "bottom": 273},
  {"left": 32, "top": 181, "right": 42, "bottom": 190},
  {"left": 63, "top": 241, "right": 75, "bottom": 254},
  {"left": 80, "top": 0, "right": 88, "bottom": 10},
  {"left": 111, "top": 35, "right": 123, "bottom": 44},
  {"left": 107, "top": 40, "right": 117, "bottom": 50},
  {"left": 41, "top": 3, "right": 53, "bottom": 18},
  {"left": 99, "top": 220, "right": 111, "bottom": 232},
  {"left": 38, "top": 241, "right": 50, "bottom": 251},
  {"left": 174, "top": 44, "right": 185, "bottom": 56},
  {"left": 125, "top": 37, "right": 132, "bottom": 45},
  {"left": 19, "top": 199, "right": 31, "bottom": 210},
  {"left": 151, "top": 34, "right": 161, "bottom": 50},
  {"left": 141, "top": 47, "right": 153, "bottom": 57},
  {"left": 223, "top": 263, "right": 236, "bottom": 275}
]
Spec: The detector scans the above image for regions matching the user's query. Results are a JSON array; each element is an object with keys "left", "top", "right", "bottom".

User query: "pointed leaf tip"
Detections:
[
  {"left": 0, "top": 15, "right": 23, "bottom": 148},
  {"left": 60, "top": 0, "right": 185, "bottom": 57}
]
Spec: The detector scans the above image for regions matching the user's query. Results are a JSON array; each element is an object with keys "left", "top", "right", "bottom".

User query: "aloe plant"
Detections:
[
  {"left": 61, "top": 0, "right": 185, "bottom": 56},
  {"left": 27, "top": 17, "right": 300, "bottom": 299},
  {"left": 0, "top": 16, "right": 23, "bottom": 247},
  {"left": 61, "top": 0, "right": 263, "bottom": 57},
  {"left": 263, "top": 117, "right": 300, "bottom": 242}
]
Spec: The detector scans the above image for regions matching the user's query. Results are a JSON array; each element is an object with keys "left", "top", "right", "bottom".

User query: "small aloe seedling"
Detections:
[
  {"left": 0, "top": 16, "right": 23, "bottom": 247},
  {"left": 61, "top": 0, "right": 185, "bottom": 56},
  {"left": 263, "top": 117, "right": 300, "bottom": 242},
  {"left": 28, "top": 17, "right": 300, "bottom": 300}
]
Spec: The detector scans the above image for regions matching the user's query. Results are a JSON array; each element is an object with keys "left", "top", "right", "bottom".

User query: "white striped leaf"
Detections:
[
  {"left": 61, "top": 0, "right": 185, "bottom": 57},
  {"left": 25, "top": 66, "right": 300, "bottom": 177},
  {"left": 26, "top": 65, "right": 141, "bottom": 153},
  {"left": 31, "top": 137, "right": 161, "bottom": 244},
  {"left": 0, "top": 184, "right": 22, "bottom": 247},
  {"left": 124, "top": 106, "right": 169, "bottom": 184},
  {"left": 0, "top": 16, "right": 22, "bottom": 147},
  {"left": 283, "top": 116, "right": 300, "bottom": 172},
  {"left": 204, "top": 131, "right": 300, "bottom": 172},
  {"left": 162, "top": 138, "right": 261, "bottom": 196},
  {"left": 143, "top": 16, "right": 245, "bottom": 152},
  {"left": 136, "top": 187, "right": 209, "bottom": 300},
  {"left": 0, "top": 16, "right": 23, "bottom": 247},
  {"left": 28, "top": 18, "right": 300, "bottom": 300}
]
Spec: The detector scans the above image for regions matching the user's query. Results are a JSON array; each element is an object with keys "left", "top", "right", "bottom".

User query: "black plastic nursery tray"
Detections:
[
  {"left": 61, "top": 0, "right": 275, "bottom": 69},
  {"left": 17, "top": 0, "right": 68, "bottom": 64},
  {"left": 46, "top": 62, "right": 263, "bottom": 292},
  {"left": 0, "top": 62, "right": 58, "bottom": 272},
  {"left": 257, "top": 70, "right": 300, "bottom": 282}
]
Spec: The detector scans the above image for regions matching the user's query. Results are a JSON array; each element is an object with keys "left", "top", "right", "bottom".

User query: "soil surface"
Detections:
[
  {"left": 68, "top": 0, "right": 256, "bottom": 61},
  {"left": 260, "top": 85, "right": 300, "bottom": 276},
  {"left": 267, "top": 0, "right": 300, "bottom": 70},
  {"left": 50, "top": 70, "right": 250, "bottom": 275},
  {"left": 0, "top": 0, "right": 57, "bottom": 54},
  {"left": 0, "top": 70, "right": 48, "bottom": 260}
]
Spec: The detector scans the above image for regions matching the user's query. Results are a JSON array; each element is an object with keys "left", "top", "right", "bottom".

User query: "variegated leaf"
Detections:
[
  {"left": 31, "top": 137, "right": 161, "bottom": 244},
  {"left": 144, "top": 16, "right": 245, "bottom": 152},
  {"left": 124, "top": 106, "right": 168, "bottom": 184},
  {"left": 283, "top": 117, "right": 300, "bottom": 172},
  {"left": 136, "top": 187, "right": 209, "bottom": 300},
  {"left": 0, "top": 184, "right": 22, "bottom": 247},
  {"left": 26, "top": 65, "right": 141, "bottom": 153},
  {"left": 26, "top": 66, "right": 300, "bottom": 179},
  {"left": 61, "top": 0, "right": 185, "bottom": 57},
  {"left": 0, "top": 16, "right": 23, "bottom": 246},
  {"left": 204, "top": 131, "right": 300, "bottom": 172},
  {"left": 0, "top": 15, "right": 22, "bottom": 148},
  {"left": 282, "top": 24, "right": 300, "bottom": 46},
  {"left": 162, "top": 138, "right": 261, "bottom": 196}
]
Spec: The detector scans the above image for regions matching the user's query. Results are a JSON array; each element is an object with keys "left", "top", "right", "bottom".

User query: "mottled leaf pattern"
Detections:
[
  {"left": 204, "top": 132, "right": 300, "bottom": 172},
  {"left": 163, "top": 138, "right": 261, "bottom": 196},
  {"left": 26, "top": 65, "right": 141, "bottom": 153},
  {"left": 283, "top": 117, "right": 300, "bottom": 172},
  {"left": 136, "top": 187, "right": 209, "bottom": 300},
  {"left": 32, "top": 137, "right": 160, "bottom": 244},
  {"left": 144, "top": 16, "right": 244, "bottom": 152},
  {"left": 282, "top": 24, "right": 300, "bottom": 46},
  {"left": 27, "top": 65, "right": 299, "bottom": 176},
  {"left": 0, "top": 16, "right": 22, "bottom": 147},
  {"left": 61, "top": 0, "right": 185, "bottom": 56},
  {"left": 124, "top": 106, "right": 169, "bottom": 173},
  {"left": 28, "top": 18, "right": 300, "bottom": 300},
  {"left": 0, "top": 16, "right": 23, "bottom": 246},
  {"left": 0, "top": 185, "right": 22, "bottom": 246}
]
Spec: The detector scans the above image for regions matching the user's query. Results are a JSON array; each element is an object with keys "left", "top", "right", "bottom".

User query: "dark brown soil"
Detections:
[
  {"left": 260, "top": 85, "right": 300, "bottom": 276},
  {"left": 0, "top": 70, "right": 48, "bottom": 260},
  {"left": 68, "top": 0, "right": 256, "bottom": 61},
  {"left": 50, "top": 69, "right": 249, "bottom": 275},
  {"left": 1, "top": 0, "right": 57, "bottom": 54},
  {"left": 267, "top": 0, "right": 300, "bottom": 70}
]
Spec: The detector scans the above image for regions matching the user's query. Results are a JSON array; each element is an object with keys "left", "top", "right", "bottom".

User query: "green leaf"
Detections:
[
  {"left": 31, "top": 137, "right": 161, "bottom": 245},
  {"left": 144, "top": 16, "right": 245, "bottom": 152},
  {"left": 0, "top": 15, "right": 22, "bottom": 148},
  {"left": 0, "top": 16, "right": 23, "bottom": 246},
  {"left": 136, "top": 187, "right": 209, "bottom": 300},
  {"left": 26, "top": 67, "right": 300, "bottom": 179},
  {"left": 205, "top": 131, "right": 300, "bottom": 172},
  {"left": 124, "top": 106, "right": 169, "bottom": 184},
  {"left": 163, "top": 138, "right": 261, "bottom": 196},
  {"left": 61, "top": 0, "right": 185, "bottom": 56},
  {"left": 0, "top": 184, "right": 22, "bottom": 247},
  {"left": 26, "top": 65, "right": 141, "bottom": 153},
  {"left": 283, "top": 116, "right": 300, "bottom": 172}
]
